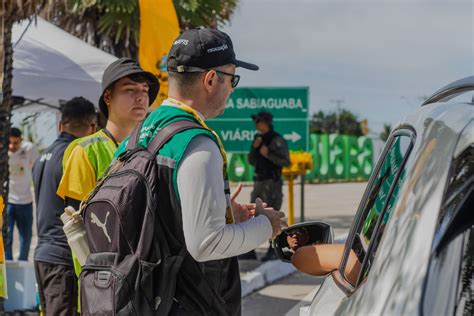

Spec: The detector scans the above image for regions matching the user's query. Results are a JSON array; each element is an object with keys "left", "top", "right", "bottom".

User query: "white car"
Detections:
[{"left": 274, "top": 76, "right": 473, "bottom": 315}]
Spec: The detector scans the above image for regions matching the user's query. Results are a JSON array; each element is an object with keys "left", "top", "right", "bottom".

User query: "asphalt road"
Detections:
[
  {"left": 242, "top": 272, "right": 324, "bottom": 316},
  {"left": 239, "top": 182, "right": 366, "bottom": 316},
  {"left": 9, "top": 182, "right": 365, "bottom": 316}
]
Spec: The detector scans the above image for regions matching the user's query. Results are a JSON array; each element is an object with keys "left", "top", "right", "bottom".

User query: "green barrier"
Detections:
[
  {"left": 226, "top": 133, "right": 374, "bottom": 182},
  {"left": 348, "top": 136, "right": 361, "bottom": 180},
  {"left": 317, "top": 134, "right": 331, "bottom": 181},
  {"left": 227, "top": 153, "right": 254, "bottom": 182},
  {"left": 307, "top": 134, "right": 319, "bottom": 181},
  {"left": 329, "top": 135, "right": 347, "bottom": 180},
  {"left": 358, "top": 136, "right": 373, "bottom": 179}
]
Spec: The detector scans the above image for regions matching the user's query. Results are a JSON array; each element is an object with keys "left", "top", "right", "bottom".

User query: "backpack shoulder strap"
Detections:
[
  {"left": 125, "top": 121, "right": 145, "bottom": 151},
  {"left": 147, "top": 120, "right": 205, "bottom": 156}
]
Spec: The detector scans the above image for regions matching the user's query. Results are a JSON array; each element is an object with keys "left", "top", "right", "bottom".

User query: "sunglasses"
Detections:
[
  {"left": 174, "top": 66, "right": 240, "bottom": 88},
  {"left": 283, "top": 228, "right": 307, "bottom": 236},
  {"left": 214, "top": 70, "right": 240, "bottom": 88}
]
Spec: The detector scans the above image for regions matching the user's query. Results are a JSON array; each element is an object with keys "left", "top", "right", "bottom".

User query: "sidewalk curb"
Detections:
[
  {"left": 241, "top": 260, "right": 296, "bottom": 297},
  {"left": 241, "top": 234, "right": 347, "bottom": 298}
]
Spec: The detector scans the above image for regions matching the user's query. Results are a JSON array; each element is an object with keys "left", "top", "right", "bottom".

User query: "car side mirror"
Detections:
[{"left": 273, "top": 221, "right": 334, "bottom": 263}]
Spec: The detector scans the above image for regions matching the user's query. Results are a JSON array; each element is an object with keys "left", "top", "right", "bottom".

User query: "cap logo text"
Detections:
[
  {"left": 207, "top": 44, "right": 228, "bottom": 53},
  {"left": 174, "top": 39, "right": 189, "bottom": 46}
]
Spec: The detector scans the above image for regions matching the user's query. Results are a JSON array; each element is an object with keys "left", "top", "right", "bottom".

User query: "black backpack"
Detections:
[{"left": 79, "top": 120, "right": 204, "bottom": 315}]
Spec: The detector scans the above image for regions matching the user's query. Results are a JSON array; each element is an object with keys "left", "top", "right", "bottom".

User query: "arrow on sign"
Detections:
[{"left": 284, "top": 131, "right": 302, "bottom": 143}]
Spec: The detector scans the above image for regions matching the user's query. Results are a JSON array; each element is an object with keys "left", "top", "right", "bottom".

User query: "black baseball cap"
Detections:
[
  {"left": 167, "top": 28, "right": 259, "bottom": 73},
  {"left": 99, "top": 58, "right": 159, "bottom": 118},
  {"left": 251, "top": 111, "right": 273, "bottom": 123}
]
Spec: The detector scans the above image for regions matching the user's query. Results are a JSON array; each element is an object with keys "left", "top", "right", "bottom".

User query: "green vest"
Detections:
[{"left": 115, "top": 105, "right": 217, "bottom": 201}]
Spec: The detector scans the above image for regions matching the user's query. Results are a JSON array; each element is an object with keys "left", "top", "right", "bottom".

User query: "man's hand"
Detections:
[
  {"left": 259, "top": 145, "right": 269, "bottom": 157},
  {"left": 231, "top": 183, "right": 267, "bottom": 223},
  {"left": 255, "top": 198, "right": 286, "bottom": 239},
  {"left": 253, "top": 136, "right": 263, "bottom": 148}
]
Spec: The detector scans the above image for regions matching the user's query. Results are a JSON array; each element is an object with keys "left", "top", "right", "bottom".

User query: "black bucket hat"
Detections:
[
  {"left": 99, "top": 58, "right": 159, "bottom": 118},
  {"left": 167, "top": 28, "right": 259, "bottom": 73}
]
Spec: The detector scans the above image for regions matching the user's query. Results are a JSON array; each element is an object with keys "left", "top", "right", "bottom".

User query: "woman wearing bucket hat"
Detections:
[{"left": 56, "top": 58, "right": 158, "bottom": 280}]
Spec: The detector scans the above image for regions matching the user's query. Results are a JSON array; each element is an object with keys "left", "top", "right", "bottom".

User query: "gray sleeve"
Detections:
[{"left": 177, "top": 135, "right": 272, "bottom": 262}]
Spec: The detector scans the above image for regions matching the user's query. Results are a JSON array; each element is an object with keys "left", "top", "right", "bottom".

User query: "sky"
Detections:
[
  {"left": 12, "top": 0, "right": 474, "bottom": 146},
  {"left": 221, "top": 0, "right": 473, "bottom": 134}
]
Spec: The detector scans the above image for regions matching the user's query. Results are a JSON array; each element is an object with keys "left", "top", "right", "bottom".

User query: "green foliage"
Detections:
[
  {"left": 174, "top": 0, "right": 238, "bottom": 29},
  {"left": 310, "top": 109, "right": 364, "bottom": 136},
  {"left": 379, "top": 123, "right": 392, "bottom": 142}
]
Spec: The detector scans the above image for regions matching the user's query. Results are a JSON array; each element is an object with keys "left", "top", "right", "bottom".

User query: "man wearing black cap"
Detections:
[
  {"left": 56, "top": 58, "right": 158, "bottom": 279},
  {"left": 247, "top": 110, "right": 290, "bottom": 261},
  {"left": 114, "top": 28, "right": 286, "bottom": 315}
]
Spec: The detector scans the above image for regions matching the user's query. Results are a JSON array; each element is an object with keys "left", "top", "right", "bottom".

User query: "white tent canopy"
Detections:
[{"left": 11, "top": 16, "right": 117, "bottom": 112}]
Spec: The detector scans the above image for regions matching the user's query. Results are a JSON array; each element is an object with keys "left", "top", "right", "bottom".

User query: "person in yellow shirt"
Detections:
[{"left": 57, "top": 58, "right": 159, "bottom": 208}]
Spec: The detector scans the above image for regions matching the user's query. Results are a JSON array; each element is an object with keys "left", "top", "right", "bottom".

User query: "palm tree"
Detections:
[
  {"left": 1, "top": 2, "right": 47, "bottom": 307},
  {"left": 1, "top": 2, "right": 47, "bottom": 204},
  {"left": 41, "top": 0, "right": 239, "bottom": 58},
  {"left": 2, "top": 0, "right": 239, "bottom": 202}
]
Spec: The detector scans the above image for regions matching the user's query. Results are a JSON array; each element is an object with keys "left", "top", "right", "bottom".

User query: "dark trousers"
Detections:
[
  {"left": 5, "top": 203, "right": 33, "bottom": 260},
  {"left": 34, "top": 261, "right": 78, "bottom": 316},
  {"left": 246, "top": 179, "right": 284, "bottom": 259},
  {"left": 250, "top": 179, "right": 283, "bottom": 210}
]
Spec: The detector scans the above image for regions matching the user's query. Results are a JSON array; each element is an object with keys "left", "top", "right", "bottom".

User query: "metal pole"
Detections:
[
  {"left": 288, "top": 176, "right": 295, "bottom": 226},
  {"left": 300, "top": 174, "right": 305, "bottom": 222}
]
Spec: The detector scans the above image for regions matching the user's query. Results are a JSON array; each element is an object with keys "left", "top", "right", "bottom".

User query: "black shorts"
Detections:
[{"left": 34, "top": 261, "right": 78, "bottom": 316}]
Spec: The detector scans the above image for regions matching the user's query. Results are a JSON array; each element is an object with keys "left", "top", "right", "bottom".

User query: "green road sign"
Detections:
[
  {"left": 207, "top": 87, "right": 309, "bottom": 153},
  {"left": 218, "top": 87, "right": 308, "bottom": 119},
  {"left": 207, "top": 120, "right": 308, "bottom": 153}
]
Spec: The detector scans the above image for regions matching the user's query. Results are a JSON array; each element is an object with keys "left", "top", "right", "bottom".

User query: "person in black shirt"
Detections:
[
  {"left": 244, "top": 111, "right": 290, "bottom": 261},
  {"left": 32, "top": 97, "right": 96, "bottom": 316}
]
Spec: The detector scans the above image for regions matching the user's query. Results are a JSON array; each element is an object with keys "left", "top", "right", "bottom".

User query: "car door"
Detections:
[
  {"left": 421, "top": 143, "right": 473, "bottom": 315},
  {"left": 304, "top": 128, "right": 415, "bottom": 316}
]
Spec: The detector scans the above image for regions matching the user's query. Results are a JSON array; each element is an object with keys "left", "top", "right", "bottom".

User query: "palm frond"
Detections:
[{"left": 40, "top": 0, "right": 239, "bottom": 58}]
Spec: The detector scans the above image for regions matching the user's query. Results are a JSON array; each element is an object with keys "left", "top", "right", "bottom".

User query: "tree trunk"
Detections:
[
  {"left": 0, "top": 7, "right": 14, "bottom": 266},
  {"left": 0, "top": 14, "right": 3, "bottom": 86}
]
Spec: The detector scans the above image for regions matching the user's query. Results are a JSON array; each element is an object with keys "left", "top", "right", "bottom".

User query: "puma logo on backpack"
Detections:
[{"left": 90, "top": 211, "right": 111, "bottom": 243}]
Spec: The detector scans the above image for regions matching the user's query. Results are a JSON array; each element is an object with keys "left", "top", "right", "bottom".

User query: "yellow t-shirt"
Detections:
[{"left": 57, "top": 129, "right": 117, "bottom": 201}]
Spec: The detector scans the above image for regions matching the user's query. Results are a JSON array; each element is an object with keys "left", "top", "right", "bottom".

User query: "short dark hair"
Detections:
[
  {"left": 167, "top": 58, "right": 202, "bottom": 91},
  {"left": 107, "top": 73, "right": 153, "bottom": 93},
  {"left": 10, "top": 127, "right": 21, "bottom": 138},
  {"left": 61, "top": 97, "right": 96, "bottom": 124}
]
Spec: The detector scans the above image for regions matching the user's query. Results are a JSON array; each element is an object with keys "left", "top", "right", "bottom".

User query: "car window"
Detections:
[
  {"left": 342, "top": 133, "right": 413, "bottom": 286},
  {"left": 422, "top": 145, "right": 473, "bottom": 316}
]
